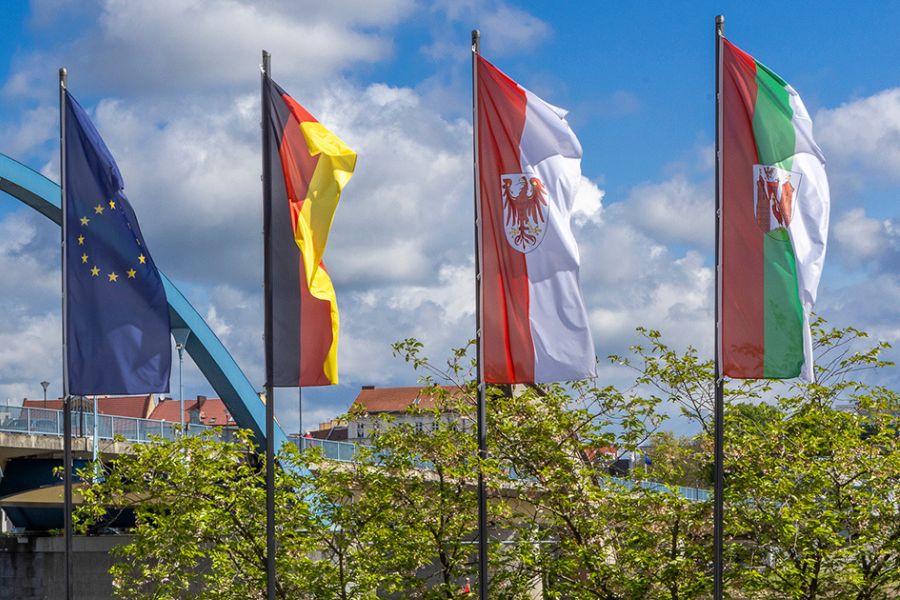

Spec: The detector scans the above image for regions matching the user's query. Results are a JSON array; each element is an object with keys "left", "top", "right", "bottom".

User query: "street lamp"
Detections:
[
  {"left": 172, "top": 329, "right": 191, "bottom": 435},
  {"left": 40, "top": 381, "right": 49, "bottom": 408}
]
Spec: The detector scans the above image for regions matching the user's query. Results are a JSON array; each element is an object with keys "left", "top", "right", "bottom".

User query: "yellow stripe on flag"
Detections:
[
  {"left": 311, "top": 265, "right": 340, "bottom": 384},
  {"left": 295, "top": 121, "right": 357, "bottom": 285}
]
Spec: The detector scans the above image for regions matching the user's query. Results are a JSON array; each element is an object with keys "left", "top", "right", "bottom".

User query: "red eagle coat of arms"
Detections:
[
  {"left": 500, "top": 174, "right": 549, "bottom": 253},
  {"left": 753, "top": 165, "right": 801, "bottom": 233}
]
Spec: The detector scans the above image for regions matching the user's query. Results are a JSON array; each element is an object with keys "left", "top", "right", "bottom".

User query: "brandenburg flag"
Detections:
[
  {"left": 265, "top": 79, "right": 356, "bottom": 386},
  {"left": 721, "top": 39, "right": 830, "bottom": 381},
  {"left": 476, "top": 56, "right": 596, "bottom": 384}
]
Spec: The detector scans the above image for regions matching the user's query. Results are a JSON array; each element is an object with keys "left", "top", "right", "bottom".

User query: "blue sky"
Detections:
[{"left": 1, "top": 1, "right": 898, "bottom": 434}]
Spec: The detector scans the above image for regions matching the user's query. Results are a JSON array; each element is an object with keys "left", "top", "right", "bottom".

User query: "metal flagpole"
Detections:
[
  {"left": 713, "top": 14, "right": 725, "bottom": 600},
  {"left": 92, "top": 395, "right": 98, "bottom": 464},
  {"left": 261, "top": 49, "right": 277, "bottom": 600},
  {"left": 470, "top": 29, "right": 489, "bottom": 600},
  {"left": 59, "top": 65, "right": 74, "bottom": 600}
]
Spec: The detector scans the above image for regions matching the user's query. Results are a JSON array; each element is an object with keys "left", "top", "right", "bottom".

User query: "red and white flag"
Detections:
[{"left": 476, "top": 56, "right": 596, "bottom": 384}]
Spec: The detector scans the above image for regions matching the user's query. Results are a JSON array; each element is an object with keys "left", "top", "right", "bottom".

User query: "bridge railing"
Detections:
[
  {"left": 0, "top": 406, "right": 711, "bottom": 501},
  {"left": 0, "top": 406, "right": 215, "bottom": 443},
  {"left": 289, "top": 436, "right": 361, "bottom": 463}
]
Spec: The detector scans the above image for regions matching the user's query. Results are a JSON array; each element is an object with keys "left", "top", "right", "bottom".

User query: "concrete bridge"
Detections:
[{"left": 0, "top": 403, "right": 709, "bottom": 532}]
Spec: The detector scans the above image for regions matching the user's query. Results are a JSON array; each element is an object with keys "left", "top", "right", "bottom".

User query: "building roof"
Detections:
[
  {"left": 307, "top": 427, "right": 348, "bottom": 441},
  {"left": 23, "top": 395, "right": 154, "bottom": 419},
  {"left": 149, "top": 396, "right": 234, "bottom": 427},
  {"left": 349, "top": 385, "right": 461, "bottom": 414}
]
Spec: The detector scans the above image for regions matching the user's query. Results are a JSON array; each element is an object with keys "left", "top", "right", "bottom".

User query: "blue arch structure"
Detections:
[{"left": 0, "top": 152, "right": 287, "bottom": 450}]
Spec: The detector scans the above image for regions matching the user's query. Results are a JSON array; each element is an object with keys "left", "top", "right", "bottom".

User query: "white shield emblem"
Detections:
[
  {"left": 500, "top": 173, "right": 549, "bottom": 253},
  {"left": 753, "top": 164, "right": 801, "bottom": 233}
]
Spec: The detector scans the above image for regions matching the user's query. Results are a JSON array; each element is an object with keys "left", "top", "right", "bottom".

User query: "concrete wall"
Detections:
[{"left": 0, "top": 535, "right": 121, "bottom": 600}]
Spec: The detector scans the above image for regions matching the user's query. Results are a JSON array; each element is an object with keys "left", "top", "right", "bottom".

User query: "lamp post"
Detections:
[
  {"left": 40, "top": 380, "right": 49, "bottom": 408},
  {"left": 172, "top": 329, "right": 191, "bottom": 435}
]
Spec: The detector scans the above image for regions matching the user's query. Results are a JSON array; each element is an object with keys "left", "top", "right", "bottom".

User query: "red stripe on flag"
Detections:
[
  {"left": 277, "top": 97, "right": 331, "bottom": 385},
  {"left": 477, "top": 56, "right": 535, "bottom": 383},
  {"left": 299, "top": 261, "right": 334, "bottom": 386},
  {"left": 280, "top": 93, "right": 318, "bottom": 124},
  {"left": 722, "top": 39, "right": 764, "bottom": 377}
]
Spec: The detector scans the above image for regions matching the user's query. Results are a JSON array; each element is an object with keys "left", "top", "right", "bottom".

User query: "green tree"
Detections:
[
  {"left": 78, "top": 319, "right": 899, "bottom": 599},
  {"left": 391, "top": 339, "right": 713, "bottom": 600}
]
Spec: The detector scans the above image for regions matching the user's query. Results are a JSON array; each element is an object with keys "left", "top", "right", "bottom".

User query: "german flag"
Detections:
[{"left": 264, "top": 78, "right": 356, "bottom": 386}]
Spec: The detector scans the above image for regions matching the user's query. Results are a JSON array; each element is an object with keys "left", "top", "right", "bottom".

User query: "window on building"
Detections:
[
  {"left": 415, "top": 420, "right": 423, "bottom": 433},
  {"left": 357, "top": 422, "right": 365, "bottom": 438}
]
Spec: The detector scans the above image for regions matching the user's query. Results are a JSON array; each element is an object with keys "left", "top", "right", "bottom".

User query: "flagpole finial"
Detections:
[
  {"left": 716, "top": 14, "right": 724, "bottom": 24},
  {"left": 471, "top": 29, "right": 480, "bottom": 52},
  {"left": 261, "top": 50, "right": 271, "bottom": 77},
  {"left": 59, "top": 67, "right": 67, "bottom": 88}
]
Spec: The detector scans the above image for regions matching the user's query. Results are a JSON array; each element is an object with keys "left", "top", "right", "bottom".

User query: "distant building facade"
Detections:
[{"left": 344, "top": 385, "right": 469, "bottom": 443}]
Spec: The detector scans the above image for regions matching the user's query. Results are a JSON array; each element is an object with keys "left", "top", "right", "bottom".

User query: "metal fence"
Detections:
[
  {"left": 0, "top": 405, "right": 213, "bottom": 443},
  {"left": 0, "top": 406, "right": 711, "bottom": 501},
  {"left": 289, "top": 436, "right": 360, "bottom": 462}
]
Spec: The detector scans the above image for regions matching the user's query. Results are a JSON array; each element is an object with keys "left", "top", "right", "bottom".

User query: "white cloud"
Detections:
[
  {"left": 423, "top": 1, "right": 551, "bottom": 59},
  {"left": 832, "top": 208, "right": 886, "bottom": 265},
  {"left": 0, "top": 106, "right": 56, "bottom": 158},
  {"left": 5, "top": 0, "right": 416, "bottom": 100},
  {"left": 815, "top": 88, "right": 900, "bottom": 192},
  {"left": 0, "top": 212, "right": 63, "bottom": 404},
  {"left": 616, "top": 175, "right": 712, "bottom": 247},
  {"left": 4, "top": 3, "right": 900, "bottom": 431},
  {"left": 572, "top": 176, "right": 604, "bottom": 226}
]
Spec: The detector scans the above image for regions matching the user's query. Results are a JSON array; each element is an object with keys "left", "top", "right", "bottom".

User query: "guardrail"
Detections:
[
  {"left": 0, "top": 406, "right": 214, "bottom": 443},
  {"left": 0, "top": 406, "right": 710, "bottom": 501},
  {"left": 289, "top": 436, "right": 711, "bottom": 501}
]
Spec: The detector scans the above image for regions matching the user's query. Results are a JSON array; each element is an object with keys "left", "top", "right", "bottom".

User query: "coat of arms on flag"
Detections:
[
  {"left": 753, "top": 164, "right": 801, "bottom": 234},
  {"left": 501, "top": 173, "right": 549, "bottom": 252}
]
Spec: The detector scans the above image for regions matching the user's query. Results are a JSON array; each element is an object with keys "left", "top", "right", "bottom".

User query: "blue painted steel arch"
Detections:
[{"left": 0, "top": 152, "right": 287, "bottom": 449}]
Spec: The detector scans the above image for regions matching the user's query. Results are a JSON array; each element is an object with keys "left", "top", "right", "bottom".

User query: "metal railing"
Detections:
[
  {"left": 0, "top": 406, "right": 710, "bottom": 501},
  {"left": 0, "top": 406, "right": 214, "bottom": 443},
  {"left": 288, "top": 436, "right": 711, "bottom": 501},
  {"left": 291, "top": 436, "right": 360, "bottom": 462}
]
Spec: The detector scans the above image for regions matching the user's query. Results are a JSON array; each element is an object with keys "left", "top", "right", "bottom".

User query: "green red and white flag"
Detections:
[
  {"left": 476, "top": 55, "right": 595, "bottom": 384},
  {"left": 721, "top": 38, "right": 830, "bottom": 381}
]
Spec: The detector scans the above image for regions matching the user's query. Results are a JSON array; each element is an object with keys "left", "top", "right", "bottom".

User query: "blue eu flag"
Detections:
[{"left": 64, "top": 90, "right": 171, "bottom": 395}]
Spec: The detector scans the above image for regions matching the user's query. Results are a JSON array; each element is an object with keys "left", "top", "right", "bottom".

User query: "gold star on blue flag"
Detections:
[{"left": 64, "top": 90, "right": 171, "bottom": 395}]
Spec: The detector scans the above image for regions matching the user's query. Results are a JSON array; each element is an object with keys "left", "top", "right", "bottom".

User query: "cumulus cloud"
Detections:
[
  {"left": 831, "top": 208, "right": 889, "bottom": 266},
  {"left": 815, "top": 88, "right": 900, "bottom": 193},
  {"left": 423, "top": 0, "right": 551, "bottom": 59},
  {"left": 0, "top": 212, "right": 63, "bottom": 404},
  {"left": 620, "top": 175, "right": 712, "bottom": 247},
  {"left": 4, "top": 3, "right": 900, "bottom": 431},
  {"left": 572, "top": 176, "right": 604, "bottom": 226},
  {"left": 5, "top": 0, "right": 416, "bottom": 100}
]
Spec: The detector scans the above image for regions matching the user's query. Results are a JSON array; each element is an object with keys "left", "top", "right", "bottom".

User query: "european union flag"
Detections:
[{"left": 64, "top": 90, "right": 171, "bottom": 395}]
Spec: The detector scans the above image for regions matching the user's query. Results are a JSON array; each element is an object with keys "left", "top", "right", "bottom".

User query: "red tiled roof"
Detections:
[
  {"left": 307, "top": 427, "right": 348, "bottom": 441},
  {"left": 583, "top": 446, "right": 619, "bottom": 462},
  {"left": 149, "top": 397, "right": 234, "bottom": 427},
  {"left": 23, "top": 395, "right": 153, "bottom": 419},
  {"left": 349, "top": 386, "right": 462, "bottom": 414},
  {"left": 22, "top": 395, "right": 234, "bottom": 426}
]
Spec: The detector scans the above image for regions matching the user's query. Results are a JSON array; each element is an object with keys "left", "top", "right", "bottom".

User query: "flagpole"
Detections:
[
  {"left": 470, "top": 28, "right": 489, "bottom": 600},
  {"left": 261, "top": 49, "right": 277, "bottom": 600},
  {"left": 713, "top": 14, "right": 725, "bottom": 600},
  {"left": 59, "top": 65, "right": 74, "bottom": 600}
]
